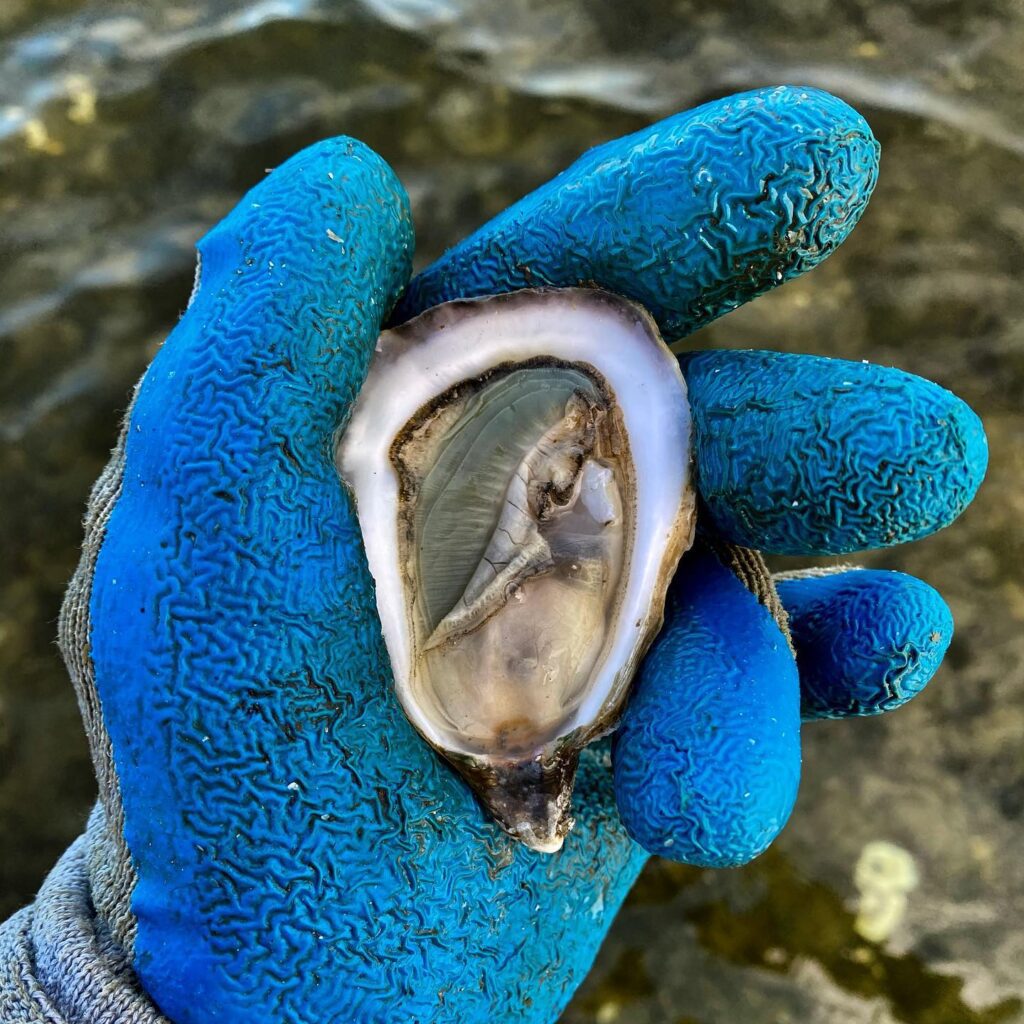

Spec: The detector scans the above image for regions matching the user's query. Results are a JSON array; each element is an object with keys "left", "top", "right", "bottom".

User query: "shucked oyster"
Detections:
[{"left": 338, "top": 288, "right": 695, "bottom": 851}]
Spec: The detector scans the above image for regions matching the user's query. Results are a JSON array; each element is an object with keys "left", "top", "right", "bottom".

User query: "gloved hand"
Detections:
[{"left": 0, "top": 86, "right": 987, "bottom": 1024}]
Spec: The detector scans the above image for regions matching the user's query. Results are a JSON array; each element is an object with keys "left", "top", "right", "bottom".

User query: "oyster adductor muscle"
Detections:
[{"left": 337, "top": 288, "right": 695, "bottom": 852}]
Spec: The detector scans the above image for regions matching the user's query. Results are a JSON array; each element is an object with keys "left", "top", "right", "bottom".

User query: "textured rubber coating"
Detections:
[
  {"left": 395, "top": 85, "right": 879, "bottom": 340},
  {"left": 613, "top": 545, "right": 801, "bottom": 865},
  {"left": 776, "top": 569, "right": 954, "bottom": 719},
  {"left": 88, "top": 137, "right": 647, "bottom": 1024},
  {"left": 682, "top": 350, "right": 989, "bottom": 555},
  {"left": 76, "top": 91, "right": 974, "bottom": 1024}
]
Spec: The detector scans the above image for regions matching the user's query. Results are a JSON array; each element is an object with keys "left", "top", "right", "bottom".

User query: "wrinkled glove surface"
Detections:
[{"left": 0, "top": 86, "right": 987, "bottom": 1024}]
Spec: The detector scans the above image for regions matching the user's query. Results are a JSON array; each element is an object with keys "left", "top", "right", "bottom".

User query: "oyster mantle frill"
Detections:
[{"left": 337, "top": 288, "right": 695, "bottom": 852}]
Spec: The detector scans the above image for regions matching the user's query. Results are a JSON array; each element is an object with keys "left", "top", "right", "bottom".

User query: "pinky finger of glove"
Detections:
[
  {"left": 613, "top": 543, "right": 801, "bottom": 867},
  {"left": 775, "top": 568, "right": 954, "bottom": 721}
]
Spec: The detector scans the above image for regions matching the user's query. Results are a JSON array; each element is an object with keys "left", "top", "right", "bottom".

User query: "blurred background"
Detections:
[{"left": 1, "top": 1, "right": 1022, "bottom": 1021}]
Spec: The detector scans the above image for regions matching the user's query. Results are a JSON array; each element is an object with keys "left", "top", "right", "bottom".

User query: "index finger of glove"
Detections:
[
  {"left": 139, "top": 138, "right": 413, "bottom": 478},
  {"left": 394, "top": 85, "right": 877, "bottom": 340}
]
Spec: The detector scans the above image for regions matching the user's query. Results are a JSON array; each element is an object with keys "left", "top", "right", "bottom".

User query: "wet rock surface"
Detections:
[{"left": 0, "top": 2, "right": 1021, "bottom": 1021}]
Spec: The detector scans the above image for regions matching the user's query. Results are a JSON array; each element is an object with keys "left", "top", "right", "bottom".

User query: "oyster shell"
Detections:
[{"left": 337, "top": 288, "right": 695, "bottom": 852}]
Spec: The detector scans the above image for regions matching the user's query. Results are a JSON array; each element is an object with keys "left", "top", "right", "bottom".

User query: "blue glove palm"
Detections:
[{"left": 73, "top": 86, "right": 986, "bottom": 1024}]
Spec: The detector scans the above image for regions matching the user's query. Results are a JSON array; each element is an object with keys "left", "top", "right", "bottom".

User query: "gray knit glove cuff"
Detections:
[
  {"left": 0, "top": 397, "right": 161, "bottom": 1024},
  {"left": 0, "top": 807, "right": 165, "bottom": 1023}
]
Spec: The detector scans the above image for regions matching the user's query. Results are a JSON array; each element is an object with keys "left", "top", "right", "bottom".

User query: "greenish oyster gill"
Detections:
[
  {"left": 337, "top": 288, "right": 695, "bottom": 852},
  {"left": 401, "top": 364, "right": 628, "bottom": 755}
]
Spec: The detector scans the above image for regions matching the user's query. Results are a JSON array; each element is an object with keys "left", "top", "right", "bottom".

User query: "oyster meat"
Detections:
[{"left": 337, "top": 288, "right": 695, "bottom": 851}]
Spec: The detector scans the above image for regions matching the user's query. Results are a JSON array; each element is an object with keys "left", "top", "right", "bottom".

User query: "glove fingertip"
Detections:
[
  {"left": 682, "top": 350, "right": 989, "bottom": 555},
  {"left": 190, "top": 135, "right": 413, "bottom": 318},
  {"left": 778, "top": 569, "right": 954, "bottom": 720},
  {"left": 613, "top": 547, "right": 801, "bottom": 867},
  {"left": 776, "top": 568, "right": 954, "bottom": 720},
  {"left": 396, "top": 85, "right": 877, "bottom": 338}
]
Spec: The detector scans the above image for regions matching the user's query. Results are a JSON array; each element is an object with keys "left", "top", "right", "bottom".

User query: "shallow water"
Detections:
[{"left": 1, "top": 1, "right": 1022, "bottom": 1021}]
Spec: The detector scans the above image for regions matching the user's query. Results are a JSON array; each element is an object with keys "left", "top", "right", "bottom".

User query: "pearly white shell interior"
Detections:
[{"left": 337, "top": 288, "right": 693, "bottom": 763}]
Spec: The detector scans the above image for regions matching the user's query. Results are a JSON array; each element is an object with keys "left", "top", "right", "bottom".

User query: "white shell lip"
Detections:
[{"left": 336, "top": 287, "right": 695, "bottom": 851}]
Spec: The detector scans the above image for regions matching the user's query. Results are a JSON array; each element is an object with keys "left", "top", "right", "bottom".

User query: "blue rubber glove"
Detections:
[{"left": 40, "top": 87, "right": 987, "bottom": 1024}]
